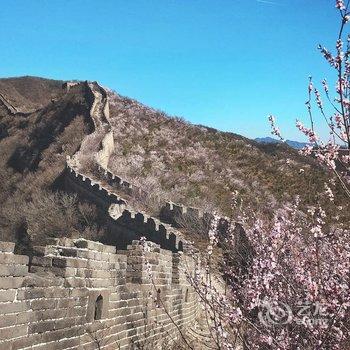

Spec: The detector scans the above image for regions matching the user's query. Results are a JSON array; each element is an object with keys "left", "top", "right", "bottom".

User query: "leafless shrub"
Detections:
[
  {"left": 174, "top": 211, "right": 212, "bottom": 237},
  {"left": 22, "top": 190, "right": 79, "bottom": 241},
  {"left": 128, "top": 189, "right": 163, "bottom": 217}
]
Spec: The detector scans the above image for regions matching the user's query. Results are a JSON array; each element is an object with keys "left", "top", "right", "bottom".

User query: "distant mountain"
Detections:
[{"left": 255, "top": 137, "right": 310, "bottom": 150}]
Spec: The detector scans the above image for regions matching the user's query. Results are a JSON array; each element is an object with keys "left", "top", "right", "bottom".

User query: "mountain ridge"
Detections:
[
  {"left": 0, "top": 76, "right": 348, "bottom": 249},
  {"left": 255, "top": 136, "right": 311, "bottom": 149}
]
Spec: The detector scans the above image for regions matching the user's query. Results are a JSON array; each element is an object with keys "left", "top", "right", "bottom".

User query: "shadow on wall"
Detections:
[
  {"left": 104, "top": 211, "right": 183, "bottom": 253},
  {"left": 62, "top": 167, "right": 183, "bottom": 253}
]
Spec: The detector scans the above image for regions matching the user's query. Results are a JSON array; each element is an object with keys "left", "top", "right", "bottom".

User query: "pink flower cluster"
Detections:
[
  {"left": 296, "top": 120, "right": 319, "bottom": 143},
  {"left": 336, "top": 0, "right": 346, "bottom": 10},
  {"left": 268, "top": 115, "right": 284, "bottom": 141},
  {"left": 197, "top": 197, "right": 350, "bottom": 349}
]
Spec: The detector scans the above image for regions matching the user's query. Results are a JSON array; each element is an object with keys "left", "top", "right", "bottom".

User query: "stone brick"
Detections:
[
  {"left": 0, "top": 324, "right": 28, "bottom": 341},
  {"left": 0, "top": 264, "right": 28, "bottom": 277},
  {"left": 74, "top": 239, "right": 103, "bottom": 252},
  {"left": 30, "top": 298, "right": 57, "bottom": 310},
  {"left": 31, "top": 256, "right": 53, "bottom": 267},
  {"left": 29, "top": 265, "right": 75, "bottom": 277},
  {"left": 82, "top": 269, "right": 111, "bottom": 279},
  {"left": 22, "top": 273, "right": 63, "bottom": 287},
  {"left": 59, "top": 247, "right": 79, "bottom": 257},
  {"left": 85, "top": 278, "right": 111, "bottom": 288},
  {"left": 0, "top": 236, "right": 199, "bottom": 349},
  {"left": 76, "top": 249, "right": 95, "bottom": 259},
  {"left": 0, "top": 242, "right": 15, "bottom": 253},
  {"left": 66, "top": 306, "right": 86, "bottom": 318},
  {"left": 0, "top": 301, "right": 29, "bottom": 314},
  {"left": 52, "top": 257, "right": 87, "bottom": 269},
  {"left": 36, "top": 245, "right": 58, "bottom": 256},
  {"left": 57, "top": 337, "right": 81, "bottom": 349},
  {"left": 0, "top": 289, "right": 16, "bottom": 302},
  {"left": 40, "top": 325, "right": 84, "bottom": 343},
  {"left": 0, "top": 314, "right": 17, "bottom": 328},
  {"left": 11, "top": 334, "right": 43, "bottom": 350},
  {"left": 0, "top": 252, "right": 29, "bottom": 265},
  {"left": 69, "top": 289, "right": 89, "bottom": 298},
  {"left": 85, "top": 259, "right": 109, "bottom": 270},
  {"left": 17, "top": 287, "right": 69, "bottom": 300},
  {"left": 16, "top": 311, "right": 35, "bottom": 324},
  {"left": 108, "top": 254, "right": 121, "bottom": 263},
  {"left": 57, "top": 298, "right": 77, "bottom": 309},
  {"left": 102, "top": 244, "right": 116, "bottom": 254},
  {"left": 51, "top": 266, "right": 76, "bottom": 277},
  {"left": 54, "top": 316, "right": 78, "bottom": 330},
  {"left": 29, "top": 320, "right": 56, "bottom": 334},
  {"left": 64, "top": 277, "right": 86, "bottom": 288}
]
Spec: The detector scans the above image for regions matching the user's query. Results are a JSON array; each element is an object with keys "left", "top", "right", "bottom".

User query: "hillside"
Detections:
[
  {"left": 0, "top": 77, "right": 96, "bottom": 251},
  {"left": 106, "top": 89, "right": 340, "bottom": 216},
  {"left": 0, "top": 76, "right": 347, "bottom": 252}
]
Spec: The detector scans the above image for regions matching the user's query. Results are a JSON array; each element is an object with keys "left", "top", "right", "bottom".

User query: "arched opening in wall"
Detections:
[
  {"left": 178, "top": 241, "right": 183, "bottom": 252},
  {"left": 94, "top": 295, "right": 103, "bottom": 320},
  {"left": 156, "top": 289, "right": 161, "bottom": 308},
  {"left": 185, "top": 288, "right": 189, "bottom": 302}
]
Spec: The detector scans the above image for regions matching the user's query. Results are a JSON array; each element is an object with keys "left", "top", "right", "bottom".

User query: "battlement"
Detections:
[
  {"left": 160, "top": 201, "right": 211, "bottom": 226},
  {"left": 62, "top": 81, "right": 80, "bottom": 92},
  {"left": 97, "top": 165, "right": 136, "bottom": 196},
  {"left": 65, "top": 162, "right": 186, "bottom": 252},
  {"left": 109, "top": 204, "right": 186, "bottom": 252},
  {"left": 65, "top": 161, "right": 127, "bottom": 208},
  {"left": 0, "top": 238, "right": 198, "bottom": 349}
]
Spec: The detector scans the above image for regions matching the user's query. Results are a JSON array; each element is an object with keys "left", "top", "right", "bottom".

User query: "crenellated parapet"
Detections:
[
  {"left": 160, "top": 201, "right": 236, "bottom": 241},
  {"left": 161, "top": 201, "right": 206, "bottom": 224},
  {"left": 65, "top": 159, "right": 126, "bottom": 208},
  {"left": 65, "top": 159, "right": 187, "bottom": 252},
  {"left": 160, "top": 201, "right": 228, "bottom": 233},
  {"left": 109, "top": 205, "right": 186, "bottom": 252},
  {"left": 96, "top": 165, "right": 137, "bottom": 196},
  {"left": 62, "top": 81, "right": 80, "bottom": 91},
  {"left": 0, "top": 238, "right": 199, "bottom": 349}
]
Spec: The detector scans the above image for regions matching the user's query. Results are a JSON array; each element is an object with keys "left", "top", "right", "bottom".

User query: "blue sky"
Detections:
[{"left": 0, "top": 0, "right": 342, "bottom": 140}]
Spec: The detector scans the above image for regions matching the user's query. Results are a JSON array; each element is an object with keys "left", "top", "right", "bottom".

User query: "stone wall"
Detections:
[
  {"left": 160, "top": 202, "right": 232, "bottom": 238},
  {"left": 96, "top": 166, "right": 135, "bottom": 196},
  {"left": 65, "top": 164, "right": 186, "bottom": 253},
  {"left": 0, "top": 238, "right": 198, "bottom": 349},
  {"left": 65, "top": 164, "right": 126, "bottom": 210},
  {"left": 107, "top": 206, "right": 185, "bottom": 252},
  {"left": 160, "top": 202, "right": 207, "bottom": 226},
  {"left": 62, "top": 82, "right": 80, "bottom": 92}
]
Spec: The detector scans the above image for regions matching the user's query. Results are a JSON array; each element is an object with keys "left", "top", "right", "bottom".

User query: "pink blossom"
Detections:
[
  {"left": 268, "top": 115, "right": 285, "bottom": 141},
  {"left": 336, "top": 0, "right": 346, "bottom": 10}
]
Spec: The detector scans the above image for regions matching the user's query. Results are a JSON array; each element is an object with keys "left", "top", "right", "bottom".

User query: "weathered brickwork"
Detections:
[{"left": 0, "top": 238, "right": 198, "bottom": 349}]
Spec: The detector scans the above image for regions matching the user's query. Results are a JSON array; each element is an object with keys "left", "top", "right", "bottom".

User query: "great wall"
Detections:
[
  {"left": 0, "top": 238, "right": 198, "bottom": 349},
  {"left": 0, "top": 81, "right": 234, "bottom": 349}
]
